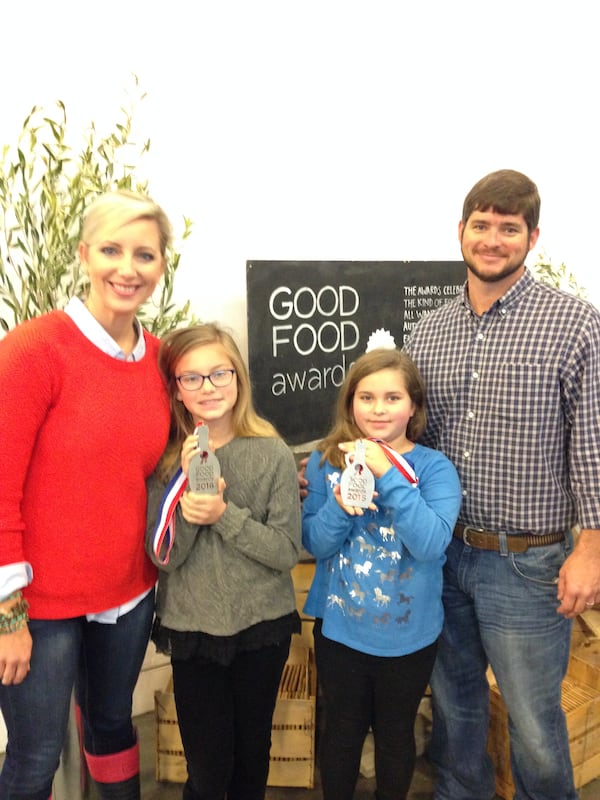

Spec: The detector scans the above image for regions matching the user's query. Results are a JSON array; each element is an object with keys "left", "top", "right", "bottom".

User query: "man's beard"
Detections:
[{"left": 462, "top": 246, "right": 527, "bottom": 284}]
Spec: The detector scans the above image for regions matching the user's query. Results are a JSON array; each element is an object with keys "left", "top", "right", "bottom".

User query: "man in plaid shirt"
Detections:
[{"left": 405, "top": 169, "right": 600, "bottom": 800}]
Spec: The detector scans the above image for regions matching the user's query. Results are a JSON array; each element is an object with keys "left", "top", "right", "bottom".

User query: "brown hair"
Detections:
[
  {"left": 318, "top": 348, "right": 426, "bottom": 469},
  {"left": 156, "top": 323, "right": 279, "bottom": 476},
  {"left": 462, "top": 169, "right": 540, "bottom": 235}
]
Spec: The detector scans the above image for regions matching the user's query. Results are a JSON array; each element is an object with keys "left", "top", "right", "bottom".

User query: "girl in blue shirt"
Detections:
[{"left": 302, "top": 342, "right": 461, "bottom": 800}]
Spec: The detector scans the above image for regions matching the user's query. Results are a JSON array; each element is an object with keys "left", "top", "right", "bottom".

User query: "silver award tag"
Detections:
[
  {"left": 340, "top": 439, "right": 375, "bottom": 508},
  {"left": 188, "top": 423, "right": 221, "bottom": 494}
]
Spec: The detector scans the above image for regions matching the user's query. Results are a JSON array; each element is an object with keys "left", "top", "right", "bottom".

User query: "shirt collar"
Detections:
[
  {"left": 461, "top": 268, "right": 535, "bottom": 317},
  {"left": 64, "top": 297, "right": 146, "bottom": 361}
]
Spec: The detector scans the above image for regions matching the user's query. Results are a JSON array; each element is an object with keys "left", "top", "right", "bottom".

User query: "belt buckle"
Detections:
[{"left": 462, "top": 525, "right": 485, "bottom": 546}]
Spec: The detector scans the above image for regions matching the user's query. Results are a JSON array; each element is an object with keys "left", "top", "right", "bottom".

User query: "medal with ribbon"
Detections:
[
  {"left": 188, "top": 422, "right": 221, "bottom": 494},
  {"left": 340, "top": 439, "right": 376, "bottom": 508},
  {"left": 368, "top": 438, "right": 418, "bottom": 486},
  {"left": 339, "top": 437, "right": 418, "bottom": 510},
  {"left": 151, "top": 468, "right": 187, "bottom": 565},
  {"left": 151, "top": 423, "right": 222, "bottom": 565}
]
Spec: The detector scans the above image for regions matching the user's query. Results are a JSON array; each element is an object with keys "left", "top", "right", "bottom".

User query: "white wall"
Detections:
[
  {"left": 2, "top": 1, "right": 600, "bottom": 360},
  {"left": 1, "top": 0, "right": 599, "bottom": 747}
]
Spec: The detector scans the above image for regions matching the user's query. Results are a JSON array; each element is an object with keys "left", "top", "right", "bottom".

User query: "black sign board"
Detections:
[{"left": 247, "top": 260, "right": 465, "bottom": 446}]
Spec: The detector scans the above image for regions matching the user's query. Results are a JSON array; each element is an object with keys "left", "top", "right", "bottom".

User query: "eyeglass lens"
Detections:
[{"left": 177, "top": 370, "right": 235, "bottom": 390}]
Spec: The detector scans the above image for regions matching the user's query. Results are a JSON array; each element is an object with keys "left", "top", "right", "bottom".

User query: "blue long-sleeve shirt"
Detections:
[{"left": 302, "top": 443, "right": 461, "bottom": 656}]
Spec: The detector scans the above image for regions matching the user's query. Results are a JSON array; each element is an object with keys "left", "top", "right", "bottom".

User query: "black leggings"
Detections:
[
  {"left": 314, "top": 619, "right": 436, "bottom": 800},
  {"left": 172, "top": 640, "right": 290, "bottom": 800}
]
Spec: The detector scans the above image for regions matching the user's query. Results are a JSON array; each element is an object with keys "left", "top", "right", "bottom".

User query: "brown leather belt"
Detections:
[{"left": 454, "top": 524, "right": 565, "bottom": 553}]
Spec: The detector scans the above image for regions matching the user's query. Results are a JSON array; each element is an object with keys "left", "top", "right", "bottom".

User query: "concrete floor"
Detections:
[{"left": 1, "top": 708, "right": 598, "bottom": 797}]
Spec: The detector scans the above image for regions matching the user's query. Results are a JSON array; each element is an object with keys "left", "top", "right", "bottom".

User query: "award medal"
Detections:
[
  {"left": 188, "top": 422, "right": 221, "bottom": 494},
  {"left": 340, "top": 439, "right": 375, "bottom": 508},
  {"left": 151, "top": 467, "right": 187, "bottom": 565}
]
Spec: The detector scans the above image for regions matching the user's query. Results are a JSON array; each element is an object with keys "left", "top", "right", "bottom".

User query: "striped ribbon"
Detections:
[
  {"left": 368, "top": 438, "right": 419, "bottom": 486},
  {"left": 151, "top": 467, "right": 188, "bottom": 565}
]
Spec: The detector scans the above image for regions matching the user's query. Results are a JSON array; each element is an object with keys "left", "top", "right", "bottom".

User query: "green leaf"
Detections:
[{"left": 0, "top": 79, "right": 194, "bottom": 333}]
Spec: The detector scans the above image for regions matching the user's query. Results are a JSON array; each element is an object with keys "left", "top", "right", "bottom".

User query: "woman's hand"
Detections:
[{"left": 0, "top": 626, "right": 32, "bottom": 685}]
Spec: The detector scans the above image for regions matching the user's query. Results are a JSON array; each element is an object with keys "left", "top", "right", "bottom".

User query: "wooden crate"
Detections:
[
  {"left": 267, "top": 644, "right": 317, "bottom": 788},
  {"left": 569, "top": 640, "right": 600, "bottom": 691},
  {"left": 154, "top": 678, "right": 187, "bottom": 783},
  {"left": 487, "top": 649, "right": 600, "bottom": 799},
  {"left": 292, "top": 561, "right": 316, "bottom": 600},
  {"left": 292, "top": 561, "right": 316, "bottom": 649},
  {"left": 154, "top": 643, "right": 316, "bottom": 788}
]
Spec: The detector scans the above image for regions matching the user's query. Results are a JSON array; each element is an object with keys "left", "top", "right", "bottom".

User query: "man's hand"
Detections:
[
  {"left": 556, "top": 529, "right": 600, "bottom": 617},
  {"left": 298, "top": 456, "right": 309, "bottom": 500}
]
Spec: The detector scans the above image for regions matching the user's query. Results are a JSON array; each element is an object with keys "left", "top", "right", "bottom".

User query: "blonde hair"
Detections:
[
  {"left": 81, "top": 189, "right": 173, "bottom": 257},
  {"left": 318, "top": 348, "right": 426, "bottom": 469},
  {"left": 157, "top": 323, "right": 280, "bottom": 477}
]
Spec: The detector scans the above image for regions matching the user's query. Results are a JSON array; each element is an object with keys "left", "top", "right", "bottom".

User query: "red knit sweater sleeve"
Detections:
[
  {"left": 0, "top": 313, "right": 171, "bottom": 618},
  {"left": 0, "top": 314, "right": 60, "bottom": 565}
]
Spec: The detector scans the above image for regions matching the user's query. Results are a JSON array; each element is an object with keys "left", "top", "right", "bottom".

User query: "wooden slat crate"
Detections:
[
  {"left": 291, "top": 561, "right": 316, "bottom": 649},
  {"left": 487, "top": 644, "right": 600, "bottom": 799},
  {"left": 267, "top": 643, "right": 316, "bottom": 788},
  {"left": 569, "top": 640, "right": 600, "bottom": 691},
  {"left": 154, "top": 678, "right": 186, "bottom": 783}
]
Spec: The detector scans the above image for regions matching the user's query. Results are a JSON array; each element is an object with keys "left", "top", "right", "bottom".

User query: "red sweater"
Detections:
[{"left": 0, "top": 311, "right": 170, "bottom": 618}]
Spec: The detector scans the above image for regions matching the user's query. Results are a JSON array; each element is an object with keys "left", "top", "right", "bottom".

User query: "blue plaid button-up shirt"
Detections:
[{"left": 405, "top": 269, "right": 600, "bottom": 534}]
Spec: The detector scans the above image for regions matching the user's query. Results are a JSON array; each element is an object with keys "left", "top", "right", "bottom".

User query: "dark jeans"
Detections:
[
  {"left": 0, "top": 590, "right": 154, "bottom": 800},
  {"left": 172, "top": 639, "right": 291, "bottom": 800},
  {"left": 314, "top": 619, "right": 436, "bottom": 800}
]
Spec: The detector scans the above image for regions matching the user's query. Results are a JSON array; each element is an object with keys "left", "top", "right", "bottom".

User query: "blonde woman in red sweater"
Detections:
[{"left": 0, "top": 190, "right": 172, "bottom": 800}]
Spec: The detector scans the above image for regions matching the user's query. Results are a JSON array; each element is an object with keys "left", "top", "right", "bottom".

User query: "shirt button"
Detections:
[
  {"left": 467, "top": 411, "right": 475, "bottom": 420},
  {"left": 472, "top": 372, "right": 479, "bottom": 380},
  {"left": 463, "top": 451, "right": 471, "bottom": 459},
  {"left": 476, "top": 332, "right": 484, "bottom": 340}
]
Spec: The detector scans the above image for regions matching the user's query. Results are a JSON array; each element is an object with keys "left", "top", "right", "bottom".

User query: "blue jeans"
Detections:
[
  {"left": 0, "top": 590, "right": 154, "bottom": 800},
  {"left": 430, "top": 535, "right": 577, "bottom": 800}
]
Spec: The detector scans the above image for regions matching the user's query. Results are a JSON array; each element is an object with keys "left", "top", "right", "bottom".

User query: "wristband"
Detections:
[{"left": 0, "top": 596, "right": 29, "bottom": 635}]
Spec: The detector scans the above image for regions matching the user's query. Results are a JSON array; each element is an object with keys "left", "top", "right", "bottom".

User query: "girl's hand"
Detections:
[
  {"left": 180, "top": 477, "right": 227, "bottom": 525},
  {"left": 181, "top": 433, "right": 201, "bottom": 476},
  {"left": 333, "top": 484, "right": 378, "bottom": 516},
  {"left": 338, "top": 440, "right": 391, "bottom": 479}
]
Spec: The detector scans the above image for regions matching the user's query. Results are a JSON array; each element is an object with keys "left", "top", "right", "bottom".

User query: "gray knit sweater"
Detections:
[{"left": 145, "top": 436, "right": 301, "bottom": 637}]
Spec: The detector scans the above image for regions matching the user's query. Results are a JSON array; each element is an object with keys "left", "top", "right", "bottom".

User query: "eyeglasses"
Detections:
[{"left": 176, "top": 369, "right": 236, "bottom": 391}]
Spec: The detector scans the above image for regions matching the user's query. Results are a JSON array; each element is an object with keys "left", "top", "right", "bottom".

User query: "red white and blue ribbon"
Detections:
[
  {"left": 368, "top": 438, "right": 419, "bottom": 486},
  {"left": 151, "top": 468, "right": 188, "bottom": 565}
]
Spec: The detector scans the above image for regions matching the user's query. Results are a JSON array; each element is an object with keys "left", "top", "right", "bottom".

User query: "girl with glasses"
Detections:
[{"left": 146, "top": 322, "right": 302, "bottom": 800}]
